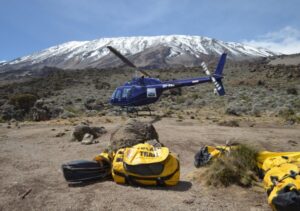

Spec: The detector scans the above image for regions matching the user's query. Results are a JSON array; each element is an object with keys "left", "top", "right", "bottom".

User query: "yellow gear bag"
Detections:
[
  {"left": 94, "top": 151, "right": 115, "bottom": 165},
  {"left": 257, "top": 151, "right": 300, "bottom": 211},
  {"left": 112, "top": 143, "right": 180, "bottom": 186},
  {"left": 257, "top": 151, "right": 300, "bottom": 171}
]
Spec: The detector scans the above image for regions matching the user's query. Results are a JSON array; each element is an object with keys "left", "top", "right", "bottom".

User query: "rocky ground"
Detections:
[
  {"left": 1, "top": 115, "right": 300, "bottom": 211},
  {"left": 0, "top": 58, "right": 299, "bottom": 210}
]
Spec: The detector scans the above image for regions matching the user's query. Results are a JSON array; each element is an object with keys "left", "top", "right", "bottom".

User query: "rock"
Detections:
[
  {"left": 71, "top": 124, "right": 107, "bottom": 142},
  {"left": 109, "top": 119, "right": 159, "bottom": 151},
  {"left": 81, "top": 134, "right": 99, "bottom": 145},
  {"left": 55, "top": 132, "right": 66, "bottom": 137},
  {"left": 31, "top": 107, "right": 50, "bottom": 121},
  {"left": 84, "top": 98, "right": 104, "bottom": 111},
  {"left": 182, "top": 198, "right": 195, "bottom": 204},
  {"left": 288, "top": 140, "right": 298, "bottom": 146},
  {"left": 145, "top": 139, "right": 163, "bottom": 147},
  {"left": 30, "top": 99, "right": 64, "bottom": 121}
]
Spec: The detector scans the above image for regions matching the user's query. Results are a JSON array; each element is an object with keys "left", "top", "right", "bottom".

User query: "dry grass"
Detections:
[{"left": 205, "top": 144, "right": 259, "bottom": 187}]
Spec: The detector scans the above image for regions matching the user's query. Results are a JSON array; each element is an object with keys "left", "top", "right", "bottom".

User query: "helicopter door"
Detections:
[{"left": 147, "top": 88, "right": 157, "bottom": 98}]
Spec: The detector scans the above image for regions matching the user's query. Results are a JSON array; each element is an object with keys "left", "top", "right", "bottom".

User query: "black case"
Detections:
[{"left": 62, "top": 160, "right": 110, "bottom": 184}]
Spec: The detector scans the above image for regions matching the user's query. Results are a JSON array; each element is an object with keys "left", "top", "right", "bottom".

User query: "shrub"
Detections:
[
  {"left": 287, "top": 87, "right": 298, "bottom": 95},
  {"left": 277, "top": 107, "right": 295, "bottom": 120},
  {"left": 64, "top": 106, "right": 82, "bottom": 115},
  {"left": 205, "top": 144, "right": 258, "bottom": 187},
  {"left": 9, "top": 94, "right": 38, "bottom": 112},
  {"left": 218, "top": 120, "right": 239, "bottom": 127},
  {"left": 176, "top": 96, "right": 185, "bottom": 104},
  {"left": 225, "top": 103, "right": 248, "bottom": 116}
]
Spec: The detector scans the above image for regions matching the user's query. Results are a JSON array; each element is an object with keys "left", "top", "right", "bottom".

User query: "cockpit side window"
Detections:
[
  {"left": 115, "top": 89, "right": 122, "bottom": 100},
  {"left": 122, "top": 88, "right": 131, "bottom": 98}
]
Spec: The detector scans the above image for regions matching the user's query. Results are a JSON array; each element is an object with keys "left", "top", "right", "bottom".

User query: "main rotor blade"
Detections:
[
  {"left": 138, "top": 69, "right": 151, "bottom": 77},
  {"left": 107, "top": 46, "right": 151, "bottom": 77},
  {"left": 107, "top": 46, "right": 136, "bottom": 68}
]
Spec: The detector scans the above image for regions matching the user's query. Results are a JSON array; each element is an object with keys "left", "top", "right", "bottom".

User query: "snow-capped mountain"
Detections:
[{"left": 0, "top": 35, "right": 279, "bottom": 72}]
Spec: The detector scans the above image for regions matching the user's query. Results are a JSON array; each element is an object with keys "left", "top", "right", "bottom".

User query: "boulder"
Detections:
[
  {"left": 71, "top": 124, "right": 107, "bottom": 142},
  {"left": 31, "top": 107, "right": 50, "bottom": 121},
  {"left": 30, "top": 99, "right": 64, "bottom": 121},
  {"left": 109, "top": 119, "right": 159, "bottom": 151}
]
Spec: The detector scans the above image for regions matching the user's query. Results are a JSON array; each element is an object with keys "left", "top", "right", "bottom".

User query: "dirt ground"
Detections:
[{"left": 0, "top": 116, "right": 300, "bottom": 211}]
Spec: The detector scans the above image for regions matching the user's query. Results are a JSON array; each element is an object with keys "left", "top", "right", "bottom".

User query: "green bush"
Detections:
[
  {"left": 9, "top": 94, "right": 38, "bottom": 112},
  {"left": 287, "top": 87, "right": 298, "bottom": 95},
  {"left": 205, "top": 144, "right": 258, "bottom": 187},
  {"left": 176, "top": 96, "right": 185, "bottom": 104}
]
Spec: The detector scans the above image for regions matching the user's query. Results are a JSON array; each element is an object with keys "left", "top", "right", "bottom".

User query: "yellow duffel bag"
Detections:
[
  {"left": 263, "top": 163, "right": 300, "bottom": 211},
  {"left": 112, "top": 143, "right": 180, "bottom": 186},
  {"left": 257, "top": 151, "right": 300, "bottom": 171}
]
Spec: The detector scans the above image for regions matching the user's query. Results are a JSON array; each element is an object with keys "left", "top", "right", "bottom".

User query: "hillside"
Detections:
[{"left": 268, "top": 53, "right": 300, "bottom": 65}]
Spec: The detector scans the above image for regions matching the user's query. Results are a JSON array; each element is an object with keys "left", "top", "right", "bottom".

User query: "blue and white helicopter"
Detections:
[{"left": 107, "top": 46, "right": 227, "bottom": 114}]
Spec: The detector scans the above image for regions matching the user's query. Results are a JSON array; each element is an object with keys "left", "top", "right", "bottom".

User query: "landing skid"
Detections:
[{"left": 120, "top": 106, "right": 152, "bottom": 116}]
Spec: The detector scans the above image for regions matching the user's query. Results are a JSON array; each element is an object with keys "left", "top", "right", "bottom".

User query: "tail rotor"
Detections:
[{"left": 200, "top": 53, "right": 227, "bottom": 96}]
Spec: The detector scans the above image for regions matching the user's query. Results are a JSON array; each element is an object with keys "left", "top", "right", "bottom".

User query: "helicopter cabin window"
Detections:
[
  {"left": 147, "top": 88, "right": 157, "bottom": 98},
  {"left": 122, "top": 88, "right": 131, "bottom": 98},
  {"left": 115, "top": 89, "right": 122, "bottom": 100}
]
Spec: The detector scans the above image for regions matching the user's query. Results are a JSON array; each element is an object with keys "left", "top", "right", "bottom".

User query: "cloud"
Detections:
[{"left": 243, "top": 26, "right": 300, "bottom": 54}]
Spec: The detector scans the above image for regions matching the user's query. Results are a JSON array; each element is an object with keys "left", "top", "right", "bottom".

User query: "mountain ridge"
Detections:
[{"left": 0, "top": 35, "right": 280, "bottom": 72}]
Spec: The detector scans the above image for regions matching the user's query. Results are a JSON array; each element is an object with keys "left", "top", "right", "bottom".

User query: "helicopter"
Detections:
[{"left": 107, "top": 46, "right": 227, "bottom": 114}]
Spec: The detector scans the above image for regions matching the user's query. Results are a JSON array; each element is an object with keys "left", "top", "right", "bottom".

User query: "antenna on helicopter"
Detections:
[{"left": 107, "top": 46, "right": 151, "bottom": 77}]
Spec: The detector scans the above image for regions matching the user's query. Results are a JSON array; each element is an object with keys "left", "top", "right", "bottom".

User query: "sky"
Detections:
[{"left": 1, "top": 0, "right": 300, "bottom": 61}]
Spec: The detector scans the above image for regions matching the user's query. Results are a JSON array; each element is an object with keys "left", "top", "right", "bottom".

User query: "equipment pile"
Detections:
[
  {"left": 194, "top": 145, "right": 300, "bottom": 211},
  {"left": 62, "top": 143, "right": 180, "bottom": 186}
]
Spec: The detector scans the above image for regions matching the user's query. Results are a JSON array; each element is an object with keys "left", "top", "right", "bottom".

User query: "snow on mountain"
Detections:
[{"left": 0, "top": 35, "right": 279, "bottom": 72}]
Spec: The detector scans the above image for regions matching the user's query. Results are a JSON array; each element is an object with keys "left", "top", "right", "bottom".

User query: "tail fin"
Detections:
[
  {"left": 214, "top": 53, "right": 227, "bottom": 76},
  {"left": 213, "top": 53, "right": 227, "bottom": 96}
]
